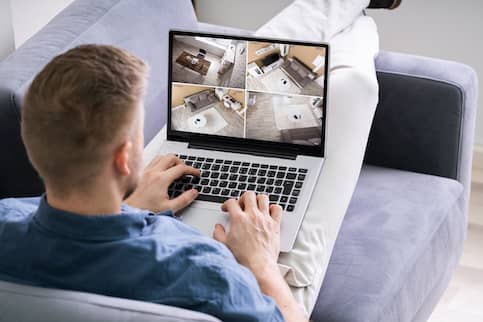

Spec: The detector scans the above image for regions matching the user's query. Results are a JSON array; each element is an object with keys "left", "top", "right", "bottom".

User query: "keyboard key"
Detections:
[
  {"left": 221, "top": 189, "right": 230, "bottom": 196},
  {"left": 229, "top": 174, "right": 238, "bottom": 181},
  {"left": 228, "top": 182, "right": 237, "bottom": 189},
  {"left": 280, "top": 196, "right": 288, "bottom": 203},
  {"left": 179, "top": 155, "right": 187, "bottom": 159},
  {"left": 193, "top": 162, "right": 202, "bottom": 168},
  {"left": 247, "top": 184, "right": 256, "bottom": 191},
  {"left": 266, "top": 178, "right": 274, "bottom": 185},
  {"left": 233, "top": 161, "right": 241, "bottom": 166},
  {"left": 196, "top": 157, "right": 205, "bottom": 162},
  {"left": 261, "top": 164, "right": 269, "bottom": 169},
  {"left": 212, "top": 164, "right": 220, "bottom": 171},
  {"left": 269, "top": 195, "right": 279, "bottom": 202},
  {"left": 289, "top": 167, "right": 297, "bottom": 172},
  {"left": 295, "top": 181, "right": 303, "bottom": 189},
  {"left": 201, "top": 172, "right": 210, "bottom": 178},
  {"left": 224, "top": 160, "right": 233, "bottom": 164},
  {"left": 274, "top": 187, "right": 282, "bottom": 194},
  {"left": 248, "top": 176, "right": 257, "bottom": 183},
  {"left": 266, "top": 186, "right": 274, "bottom": 193},
  {"left": 239, "top": 175, "right": 248, "bottom": 182},
  {"left": 279, "top": 166, "right": 287, "bottom": 171},
  {"left": 275, "top": 179, "right": 284, "bottom": 186},
  {"left": 279, "top": 203, "right": 286, "bottom": 210},
  {"left": 269, "top": 165, "right": 277, "bottom": 170},
  {"left": 209, "top": 180, "right": 218, "bottom": 187},
  {"left": 283, "top": 181, "right": 294, "bottom": 195},
  {"left": 239, "top": 167, "right": 248, "bottom": 174},
  {"left": 192, "top": 177, "right": 200, "bottom": 184},
  {"left": 242, "top": 162, "right": 250, "bottom": 167},
  {"left": 188, "top": 156, "right": 196, "bottom": 160},
  {"left": 202, "top": 187, "right": 211, "bottom": 194},
  {"left": 221, "top": 165, "right": 230, "bottom": 172},
  {"left": 292, "top": 189, "right": 301, "bottom": 196},
  {"left": 276, "top": 172, "right": 285, "bottom": 178},
  {"left": 230, "top": 166, "right": 239, "bottom": 173},
  {"left": 231, "top": 190, "right": 240, "bottom": 197},
  {"left": 197, "top": 194, "right": 229, "bottom": 203},
  {"left": 220, "top": 173, "right": 229, "bottom": 180},
  {"left": 257, "top": 177, "right": 266, "bottom": 184},
  {"left": 258, "top": 169, "right": 267, "bottom": 176},
  {"left": 202, "top": 163, "right": 211, "bottom": 170},
  {"left": 287, "top": 205, "right": 295, "bottom": 212},
  {"left": 249, "top": 168, "right": 258, "bottom": 175},
  {"left": 237, "top": 183, "right": 247, "bottom": 190},
  {"left": 256, "top": 185, "right": 265, "bottom": 192},
  {"left": 298, "top": 174, "right": 306, "bottom": 181},
  {"left": 267, "top": 171, "right": 276, "bottom": 177},
  {"left": 252, "top": 163, "right": 260, "bottom": 168},
  {"left": 212, "top": 188, "right": 221, "bottom": 194},
  {"left": 286, "top": 173, "right": 296, "bottom": 180},
  {"left": 200, "top": 179, "right": 209, "bottom": 185},
  {"left": 299, "top": 168, "right": 308, "bottom": 173},
  {"left": 210, "top": 172, "right": 220, "bottom": 179},
  {"left": 289, "top": 197, "right": 298, "bottom": 204},
  {"left": 206, "top": 158, "right": 214, "bottom": 163},
  {"left": 215, "top": 159, "right": 223, "bottom": 163},
  {"left": 185, "top": 160, "right": 193, "bottom": 166},
  {"left": 219, "top": 181, "right": 228, "bottom": 188}
]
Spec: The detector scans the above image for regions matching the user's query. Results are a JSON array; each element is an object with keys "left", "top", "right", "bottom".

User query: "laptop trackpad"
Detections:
[{"left": 178, "top": 202, "right": 230, "bottom": 237}]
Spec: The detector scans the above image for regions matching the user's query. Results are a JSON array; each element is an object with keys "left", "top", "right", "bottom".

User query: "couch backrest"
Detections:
[
  {"left": 0, "top": 0, "right": 198, "bottom": 198},
  {"left": 0, "top": 280, "right": 221, "bottom": 322}
]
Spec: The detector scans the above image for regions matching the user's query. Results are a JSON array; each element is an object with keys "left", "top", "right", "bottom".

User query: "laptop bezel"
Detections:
[{"left": 167, "top": 29, "right": 329, "bottom": 158}]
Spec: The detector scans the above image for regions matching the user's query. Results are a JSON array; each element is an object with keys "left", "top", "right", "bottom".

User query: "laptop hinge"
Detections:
[{"left": 188, "top": 142, "right": 297, "bottom": 160}]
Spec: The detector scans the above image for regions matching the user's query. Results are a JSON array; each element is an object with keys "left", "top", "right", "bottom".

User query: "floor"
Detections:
[
  {"left": 171, "top": 102, "right": 244, "bottom": 138},
  {"left": 247, "top": 65, "right": 324, "bottom": 96},
  {"left": 427, "top": 164, "right": 483, "bottom": 322},
  {"left": 172, "top": 41, "right": 246, "bottom": 89},
  {"left": 245, "top": 93, "right": 321, "bottom": 143}
]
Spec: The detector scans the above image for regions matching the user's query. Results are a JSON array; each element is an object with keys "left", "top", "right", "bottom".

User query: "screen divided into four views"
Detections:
[{"left": 170, "top": 35, "right": 326, "bottom": 146}]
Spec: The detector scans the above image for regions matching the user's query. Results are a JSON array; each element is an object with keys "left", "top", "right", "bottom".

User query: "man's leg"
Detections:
[{"left": 256, "top": 2, "right": 380, "bottom": 314}]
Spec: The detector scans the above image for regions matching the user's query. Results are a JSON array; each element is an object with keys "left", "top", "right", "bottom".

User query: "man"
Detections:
[
  {"left": 0, "top": 0, "right": 398, "bottom": 320},
  {"left": 0, "top": 44, "right": 306, "bottom": 322}
]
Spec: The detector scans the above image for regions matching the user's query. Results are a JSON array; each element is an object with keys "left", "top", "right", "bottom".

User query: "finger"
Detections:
[
  {"left": 269, "top": 204, "right": 283, "bottom": 224},
  {"left": 256, "top": 194, "right": 270, "bottom": 214},
  {"left": 168, "top": 189, "right": 199, "bottom": 213},
  {"left": 146, "top": 155, "right": 164, "bottom": 169},
  {"left": 213, "top": 224, "right": 227, "bottom": 244},
  {"left": 164, "top": 164, "right": 200, "bottom": 182},
  {"left": 221, "top": 199, "right": 243, "bottom": 219},
  {"left": 238, "top": 191, "right": 257, "bottom": 212},
  {"left": 157, "top": 154, "right": 183, "bottom": 171}
]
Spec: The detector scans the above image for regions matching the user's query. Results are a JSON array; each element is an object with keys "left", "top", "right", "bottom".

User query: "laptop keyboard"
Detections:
[{"left": 167, "top": 154, "right": 308, "bottom": 212}]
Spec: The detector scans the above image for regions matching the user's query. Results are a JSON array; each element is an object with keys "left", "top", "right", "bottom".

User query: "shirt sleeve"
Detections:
[{"left": 188, "top": 257, "right": 286, "bottom": 322}]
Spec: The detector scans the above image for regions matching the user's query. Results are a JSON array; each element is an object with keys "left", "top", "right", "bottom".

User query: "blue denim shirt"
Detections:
[{"left": 0, "top": 196, "right": 283, "bottom": 322}]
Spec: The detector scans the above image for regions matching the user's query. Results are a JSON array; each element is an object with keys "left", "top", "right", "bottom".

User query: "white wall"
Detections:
[
  {"left": 195, "top": 0, "right": 483, "bottom": 145},
  {"left": 10, "top": 0, "right": 74, "bottom": 47},
  {"left": 0, "top": 0, "right": 15, "bottom": 60}
]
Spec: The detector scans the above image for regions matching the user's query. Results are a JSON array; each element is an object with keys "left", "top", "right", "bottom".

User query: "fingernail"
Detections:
[{"left": 191, "top": 189, "right": 199, "bottom": 195}]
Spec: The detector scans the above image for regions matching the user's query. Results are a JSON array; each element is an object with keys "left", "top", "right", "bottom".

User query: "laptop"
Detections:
[{"left": 158, "top": 30, "right": 329, "bottom": 252}]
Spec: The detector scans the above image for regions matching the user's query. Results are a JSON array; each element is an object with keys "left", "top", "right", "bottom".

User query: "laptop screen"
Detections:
[{"left": 168, "top": 31, "right": 328, "bottom": 157}]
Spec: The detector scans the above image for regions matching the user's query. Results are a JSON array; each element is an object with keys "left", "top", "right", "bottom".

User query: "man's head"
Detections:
[{"left": 22, "top": 44, "right": 148, "bottom": 199}]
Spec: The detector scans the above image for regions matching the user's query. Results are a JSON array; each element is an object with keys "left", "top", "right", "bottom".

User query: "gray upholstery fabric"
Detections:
[
  {"left": 0, "top": 280, "right": 221, "bottom": 322},
  {"left": 311, "top": 165, "right": 464, "bottom": 322}
]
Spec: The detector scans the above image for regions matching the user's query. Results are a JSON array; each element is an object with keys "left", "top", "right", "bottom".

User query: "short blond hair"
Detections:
[{"left": 22, "top": 44, "right": 148, "bottom": 189}]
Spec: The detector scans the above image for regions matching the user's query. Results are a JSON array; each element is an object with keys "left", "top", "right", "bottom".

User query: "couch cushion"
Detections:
[
  {"left": 311, "top": 165, "right": 464, "bottom": 322},
  {"left": 0, "top": 280, "right": 220, "bottom": 322}
]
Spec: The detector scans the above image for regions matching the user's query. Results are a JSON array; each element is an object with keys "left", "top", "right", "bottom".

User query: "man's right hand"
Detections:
[
  {"left": 214, "top": 192, "right": 308, "bottom": 322},
  {"left": 213, "top": 191, "right": 282, "bottom": 277}
]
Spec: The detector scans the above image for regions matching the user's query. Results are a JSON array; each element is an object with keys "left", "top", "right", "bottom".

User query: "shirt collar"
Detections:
[{"left": 33, "top": 195, "right": 172, "bottom": 241}]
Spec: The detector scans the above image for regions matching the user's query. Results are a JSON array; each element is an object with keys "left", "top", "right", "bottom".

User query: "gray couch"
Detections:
[
  {"left": 183, "top": 89, "right": 218, "bottom": 112},
  {"left": 281, "top": 57, "right": 315, "bottom": 88},
  {"left": 0, "top": 1, "right": 478, "bottom": 321}
]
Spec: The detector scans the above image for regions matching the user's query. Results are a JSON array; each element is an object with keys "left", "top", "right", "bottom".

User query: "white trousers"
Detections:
[{"left": 255, "top": 0, "right": 380, "bottom": 314}]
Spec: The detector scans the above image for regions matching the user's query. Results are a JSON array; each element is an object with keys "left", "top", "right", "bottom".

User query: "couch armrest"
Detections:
[{"left": 367, "top": 50, "right": 478, "bottom": 216}]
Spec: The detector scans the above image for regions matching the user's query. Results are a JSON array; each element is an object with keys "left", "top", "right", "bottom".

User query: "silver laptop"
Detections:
[{"left": 158, "top": 30, "right": 329, "bottom": 252}]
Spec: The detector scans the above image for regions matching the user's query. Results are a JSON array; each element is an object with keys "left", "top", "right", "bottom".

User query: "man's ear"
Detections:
[{"left": 114, "top": 141, "right": 132, "bottom": 177}]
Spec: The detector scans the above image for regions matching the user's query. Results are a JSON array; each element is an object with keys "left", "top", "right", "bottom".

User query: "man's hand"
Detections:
[
  {"left": 124, "top": 154, "right": 200, "bottom": 213},
  {"left": 214, "top": 192, "right": 307, "bottom": 322},
  {"left": 214, "top": 191, "right": 282, "bottom": 277}
]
